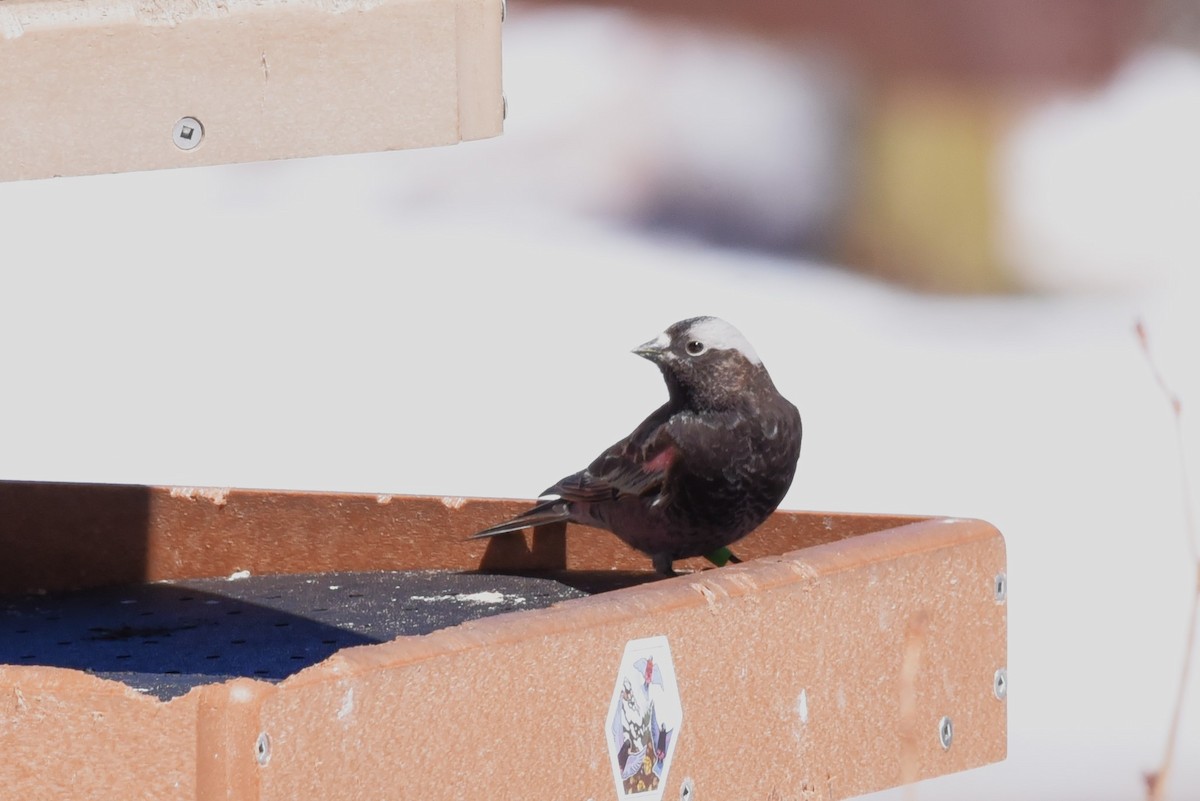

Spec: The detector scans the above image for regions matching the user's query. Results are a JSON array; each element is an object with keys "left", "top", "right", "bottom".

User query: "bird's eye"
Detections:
[{"left": 685, "top": 340, "right": 706, "bottom": 355}]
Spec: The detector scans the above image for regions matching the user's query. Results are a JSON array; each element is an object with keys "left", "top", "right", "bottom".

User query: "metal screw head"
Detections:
[
  {"left": 680, "top": 777, "right": 695, "bottom": 800},
  {"left": 993, "top": 572, "right": 1007, "bottom": 603},
  {"left": 994, "top": 668, "right": 1008, "bottom": 700},
  {"left": 938, "top": 716, "right": 953, "bottom": 750},
  {"left": 172, "top": 117, "right": 204, "bottom": 151},
  {"left": 255, "top": 732, "right": 271, "bottom": 766}
]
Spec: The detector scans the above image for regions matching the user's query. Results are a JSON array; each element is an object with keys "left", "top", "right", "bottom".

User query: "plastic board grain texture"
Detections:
[
  {"left": 0, "top": 0, "right": 504, "bottom": 181},
  {"left": 256, "top": 518, "right": 1006, "bottom": 800},
  {"left": 0, "top": 482, "right": 1006, "bottom": 800}
]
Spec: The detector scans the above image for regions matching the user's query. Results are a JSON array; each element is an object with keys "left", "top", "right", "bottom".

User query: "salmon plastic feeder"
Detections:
[{"left": 0, "top": 481, "right": 1006, "bottom": 800}]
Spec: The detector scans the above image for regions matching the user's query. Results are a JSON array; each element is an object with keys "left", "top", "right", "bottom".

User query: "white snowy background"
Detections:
[{"left": 1, "top": 7, "right": 1198, "bottom": 799}]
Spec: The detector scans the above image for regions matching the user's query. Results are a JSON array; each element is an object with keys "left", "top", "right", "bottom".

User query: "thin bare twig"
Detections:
[{"left": 1136, "top": 319, "right": 1200, "bottom": 801}]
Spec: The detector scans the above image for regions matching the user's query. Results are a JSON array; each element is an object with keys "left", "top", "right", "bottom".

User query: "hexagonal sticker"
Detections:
[{"left": 605, "top": 636, "right": 683, "bottom": 799}]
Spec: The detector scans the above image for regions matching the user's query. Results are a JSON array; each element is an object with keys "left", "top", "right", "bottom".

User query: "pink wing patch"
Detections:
[{"left": 645, "top": 444, "right": 677, "bottom": 474}]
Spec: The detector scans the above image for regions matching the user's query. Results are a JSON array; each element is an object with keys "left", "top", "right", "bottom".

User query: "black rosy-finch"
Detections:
[{"left": 472, "top": 316, "right": 802, "bottom": 575}]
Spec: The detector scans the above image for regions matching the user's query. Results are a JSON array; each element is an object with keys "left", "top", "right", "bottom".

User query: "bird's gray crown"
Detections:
[{"left": 678, "top": 316, "right": 762, "bottom": 365}]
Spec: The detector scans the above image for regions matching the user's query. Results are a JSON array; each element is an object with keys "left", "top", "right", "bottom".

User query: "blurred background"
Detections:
[{"left": 1, "top": 0, "right": 1199, "bottom": 798}]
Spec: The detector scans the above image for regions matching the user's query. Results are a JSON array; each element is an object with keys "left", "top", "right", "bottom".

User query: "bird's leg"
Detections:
[{"left": 652, "top": 553, "right": 676, "bottom": 576}]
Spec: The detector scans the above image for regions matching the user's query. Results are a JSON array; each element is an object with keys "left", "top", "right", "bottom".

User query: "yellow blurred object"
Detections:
[{"left": 845, "top": 85, "right": 1018, "bottom": 292}]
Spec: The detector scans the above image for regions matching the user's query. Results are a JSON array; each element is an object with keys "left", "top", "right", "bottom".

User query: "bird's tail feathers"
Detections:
[{"left": 468, "top": 500, "right": 572, "bottom": 539}]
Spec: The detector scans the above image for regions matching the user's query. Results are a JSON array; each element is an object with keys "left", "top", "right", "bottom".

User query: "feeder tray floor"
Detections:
[{"left": 1, "top": 571, "right": 592, "bottom": 700}]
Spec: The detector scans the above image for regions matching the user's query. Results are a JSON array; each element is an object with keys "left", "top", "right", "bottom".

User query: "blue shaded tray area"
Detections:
[{"left": 1, "top": 571, "right": 588, "bottom": 700}]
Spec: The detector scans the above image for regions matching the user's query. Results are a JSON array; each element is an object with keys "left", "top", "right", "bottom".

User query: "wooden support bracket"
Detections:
[{"left": 0, "top": 0, "right": 504, "bottom": 182}]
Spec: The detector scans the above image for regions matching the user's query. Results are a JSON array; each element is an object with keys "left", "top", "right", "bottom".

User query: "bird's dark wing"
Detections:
[
  {"left": 574, "top": 442, "right": 676, "bottom": 500},
  {"left": 547, "top": 404, "right": 680, "bottom": 504},
  {"left": 471, "top": 404, "right": 679, "bottom": 540}
]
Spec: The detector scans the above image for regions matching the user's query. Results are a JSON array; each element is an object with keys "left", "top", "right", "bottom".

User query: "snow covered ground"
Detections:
[{"left": 0, "top": 9, "right": 1197, "bottom": 799}]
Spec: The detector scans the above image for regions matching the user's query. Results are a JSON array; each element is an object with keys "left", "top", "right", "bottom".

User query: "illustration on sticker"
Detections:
[{"left": 604, "top": 636, "right": 683, "bottom": 800}]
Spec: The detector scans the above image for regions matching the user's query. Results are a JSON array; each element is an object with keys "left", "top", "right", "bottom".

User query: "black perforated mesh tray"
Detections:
[{"left": 0, "top": 571, "right": 590, "bottom": 700}]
